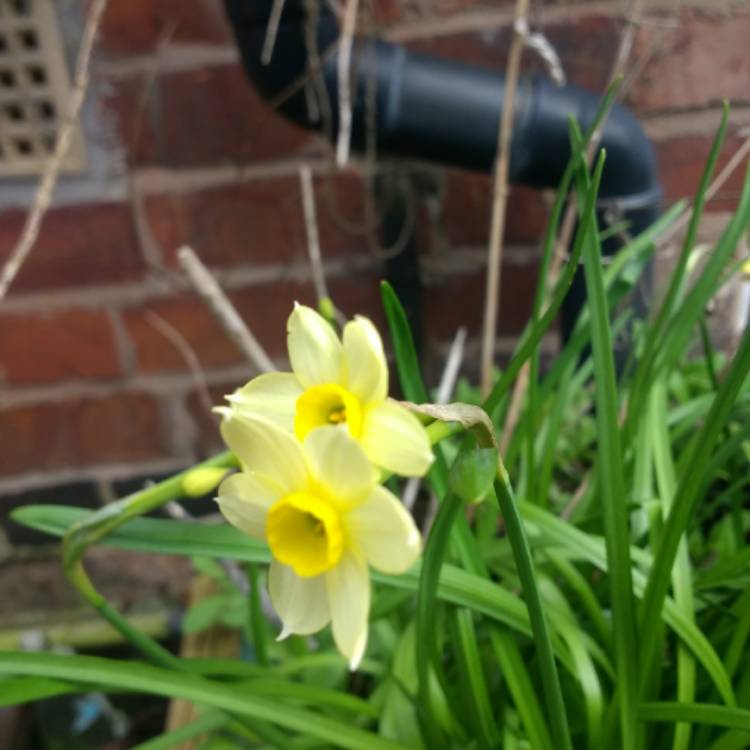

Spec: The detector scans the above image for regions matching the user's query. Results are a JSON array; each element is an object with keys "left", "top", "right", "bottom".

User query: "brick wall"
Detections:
[{"left": 1, "top": 0, "right": 748, "bottom": 520}]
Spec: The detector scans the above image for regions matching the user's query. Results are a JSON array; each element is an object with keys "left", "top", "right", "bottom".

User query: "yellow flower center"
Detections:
[
  {"left": 294, "top": 383, "right": 363, "bottom": 440},
  {"left": 266, "top": 491, "right": 344, "bottom": 577}
]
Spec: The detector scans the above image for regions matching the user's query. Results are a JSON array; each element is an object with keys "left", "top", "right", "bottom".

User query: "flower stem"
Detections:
[
  {"left": 247, "top": 563, "right": 270, "bottom": 667},
  {"left": 63, "top": 451, "right": 238, "bottom": 667},
  {"left": 415, "top": 489, "right": 464, "bottom": 746},
  {"left": 494, "top": 459, "right": 573, "bottom": 750}
]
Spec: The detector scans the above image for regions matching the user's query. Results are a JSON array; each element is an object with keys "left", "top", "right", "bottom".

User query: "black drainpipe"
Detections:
[{"left": 224, "top": 0, "right": 661, "bottom": 346}]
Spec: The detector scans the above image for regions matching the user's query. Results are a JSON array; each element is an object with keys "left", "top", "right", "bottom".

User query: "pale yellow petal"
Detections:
[
  {"left": 287, "top": 304, "right": 343, "bottom": 388},
  {"left": 268, "top": 559, "right": 330, "bottom": 637},
  {"left": 226, "top": 372, "right": 303, "bottom": 432},
  {"left": 360, "top": 400, "right": 433, "bottom": 477},
  {"left": 303, "top": 426, "right": 377, "bottom": 506},
  {"left": 216, "top": 472, "right": 281, "bottom": 540},
  {"left": 326, "top": 551, "right": 369, "bottom": 670},
  {"left": 220, "top": 413, "right": 307, "bottom": 492},
  {"left": 346, "top": 485, "right": 421, "bottom": 574},
  {"left": 342, "top": 316, "right": 388, "bottom": 405}
]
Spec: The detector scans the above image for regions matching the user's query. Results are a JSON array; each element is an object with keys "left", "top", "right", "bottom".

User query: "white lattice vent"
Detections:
[{"left": 0, "top": 0, "right": 85, "bottom": 176}]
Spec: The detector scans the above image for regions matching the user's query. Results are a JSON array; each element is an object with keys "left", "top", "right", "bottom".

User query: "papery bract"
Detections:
[
  {"left": 224, "top": 304, "right": 433, "bottom": 477},
  {"left": 216, "top": 413, "right": 422, "bottom": 669}
]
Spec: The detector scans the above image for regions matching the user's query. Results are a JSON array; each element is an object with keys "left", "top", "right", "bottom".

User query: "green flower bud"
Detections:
[
  {"left": 182, "top": 466, "right": 229, "bottom": 498},
  {"left": 449, "top": 447, "right": 497, "bottom": 505}
]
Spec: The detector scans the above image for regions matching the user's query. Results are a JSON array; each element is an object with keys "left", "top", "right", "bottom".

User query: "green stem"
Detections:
[
  {"left": 494, "top": 461, "right": 573, "bottom": 750},
  {"left": 415, "top": 489, "right": 464, "bottom": 747},
  {"left": 248, "top": 563, "right": 270, "bottom": 667},
  {"left": 63, "top": 451, "right": 238, "bottom": 668}
]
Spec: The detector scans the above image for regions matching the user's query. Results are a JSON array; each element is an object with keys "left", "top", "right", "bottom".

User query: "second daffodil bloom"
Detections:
[
  {"left": 225, "top": 304, "right": 433, "bottom": 478},
  {"left": 217, "top": 413, "right": 422, "bottom": 669}
]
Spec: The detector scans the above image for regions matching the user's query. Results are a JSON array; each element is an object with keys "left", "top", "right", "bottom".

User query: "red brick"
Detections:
[
  {"left": 628, "top": 11, "right": 750, "bottom": 113},
  {"left": 0, "top": 203, "right": 143, "bottom": 294},
  {"left": 122, "top": 296, "right": 246, "bottom": 374},
  {"left": 655, "top": 128, "right": 747, "bottom": 209},
  {"left": 105, "top": 66, "right": 315, "bottom": 167},
  {"left": 0, "top": 393, "right": 166, "bottom": 476},
  {"left": 99, "top": 0, "right": 230, "bottom": 56},
  {"left": 158, "top": 66, "right": 298, "bottom": 167},
  {"left": 441, "top": 170, "right": 549, "bottom": 246},
  {"left": 186, "top": 381, "right": 241, "bottom": 457},
  {"left": 403, "top": 16, "right": 618, "bottom": 92},
  {"left": 145, "top": 172, "right": 371, "bottom": 268},
  {"left": 423, "top": 257, "right": 540, "bottom": 341},
  {"left": 0, "top": 308, "right": 121, "bottom": 386}
]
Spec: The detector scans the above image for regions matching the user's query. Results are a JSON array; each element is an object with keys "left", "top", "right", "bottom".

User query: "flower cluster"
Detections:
[{"left": 216, "top": 304, "right": 433, "bottom": 668}]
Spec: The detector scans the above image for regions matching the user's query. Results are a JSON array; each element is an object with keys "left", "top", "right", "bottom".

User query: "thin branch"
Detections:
[
  {"left": 144, "top": 311, "right": 214, "bottom": 415},
  {"left": 299, "top": 165, "right": 330, "bottom": 303},
  {"left": 177, "top": 246, "right": 275, "bottom": 373},
  {"left": 499, "top": 360, "right": 529, "bottom": 455},
  {"left": 261, "top": 0, "right": 287, "bottom": 64},
  {"left": 0, "top": 0, "right": 109, "bottom": 300},
  {"left": 437, "top": 327, "right": 468, "bottom": 404},
  {"left": 403, "top": 327, "right": 467, "bottom": 515},
  {"left": 514, "top": 17, "right": 565, "bottom": 87},
  {"left": 480, "top": 0, "right": 530, "bottom": 397},
  {"left": 335, "top": 0, "right": 360, "bottom": 167},
  {"left": 303, "top": 0, "right": 334, "bottom": 137}
]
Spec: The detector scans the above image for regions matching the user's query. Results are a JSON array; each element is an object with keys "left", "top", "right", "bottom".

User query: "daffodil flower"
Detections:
[
  {"left": 225, "top": 304, "right": 433, "bottom": 477},
  {"left": 217, "top": 413, "right": 422, "bottom": 669}
]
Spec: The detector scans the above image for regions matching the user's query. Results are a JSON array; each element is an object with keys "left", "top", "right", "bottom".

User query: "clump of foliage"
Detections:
[{"left": 5, "top": 102, "right": 750, "bottom": 750}]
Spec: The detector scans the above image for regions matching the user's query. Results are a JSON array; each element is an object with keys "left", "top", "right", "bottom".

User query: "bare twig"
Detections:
[
  {"left": 336, "top": 0, "right": 360, "bottom": 167},
  {"left": 437, "top": 327, "right": 468, "bottom": 405},
  {"left": 480, "top": 0, "right": 530, "bottom": 397},
  {"left": 261, "top": 0, "right": 287, "bottom": 64},
  {"left": 500, "top": 361, "right": 529, "bottom": 455},
  {"left": 299, "top": 166, "right": 330, "bottom": 304},
  {"left": 0, "top": 0, "right": 109, "bottom": 300},
  {"left": 128, "top": 21, "right": 176, "bottom": 156},
  {"left": 303, "top": 0, "right": 334, "bottom": 136},
  {"left": 177, "top": 246, "right": 275, "bottom": 373},
  {"left": 404, "top": 327, "right": 467, "bottom": 515},
  {"left": 144, "top": 311, "right": 214, "bottom": 415},
  {"left": 514, "top": 17, "right": 565, "bottom": 86}
]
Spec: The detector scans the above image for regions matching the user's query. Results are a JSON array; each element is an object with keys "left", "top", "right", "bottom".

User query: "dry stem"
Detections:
[
  {"left": 403, "top": 327, "right": 467, "bottom": 517},
  {"left": 335, "top": 0, "right": 360, "bottom": 167},
  {"left": 299, "top": 166, "right": 330, "bottom": 303},
  {"left": 0, "top": 0, "right": 109, "bottom": 300},
  {"left": 480, "top": 0, "right": 530, "bottom": 397},
  {"left": 144, "top": 311, "right": 214, "bottom": 416},
  {"left": 177, "top": 246, "right": 275, "bottom": 374},
  {"left": 262, "top": 0, "right": 288, "bottom": 64}
]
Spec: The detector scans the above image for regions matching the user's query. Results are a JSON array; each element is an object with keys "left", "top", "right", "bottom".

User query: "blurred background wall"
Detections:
[{"left": 0, "top": 0, "right": 748, "bottom": 530}]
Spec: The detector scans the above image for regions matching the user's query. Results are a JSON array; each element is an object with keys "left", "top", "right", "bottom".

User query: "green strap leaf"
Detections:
[
  {"left": 0, "top": 651, "right": 405, "bottom": 750},
  {"left": 639, "top": 703, "right": 750, "bottom": 733}
]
